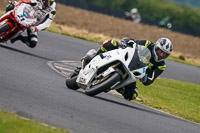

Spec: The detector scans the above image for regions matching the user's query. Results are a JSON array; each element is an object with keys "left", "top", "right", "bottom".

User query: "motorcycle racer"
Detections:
[
  {"left": 80, "top": 37, "right": 173, "bottom": 100},
  {"left": 6, "top": 0, "right": 56, "bottom": 48},
  {"left": 125, "top": 8, "right": 141, "bottom": 23}
]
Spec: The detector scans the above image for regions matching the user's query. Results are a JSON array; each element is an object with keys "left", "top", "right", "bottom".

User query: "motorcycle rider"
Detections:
[
  {"left": 6, "top": 0, "right": 56, "bottom": 48},
  {"left": 125, "top": 8, "right": 141, "bottom": 23},
  {"left": 80, "top": 37, "right": 173, "bottom": 100}
]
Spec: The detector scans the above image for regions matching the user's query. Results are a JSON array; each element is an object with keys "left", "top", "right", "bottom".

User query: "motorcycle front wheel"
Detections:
[
  {"left": 85, "top": 72, "right": 121, "bottom": 96},
  {"left": 0, "top": 22, "right": 11, "bottom": 35},
  {"left": 65, "top": 74, "right": 79, "bottom": 90}
]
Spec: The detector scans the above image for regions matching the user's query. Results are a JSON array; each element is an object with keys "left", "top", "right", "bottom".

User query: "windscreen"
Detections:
[
  {"left": 128, "top": 45, "right": 151, "bottom": 71},
  {"left": 138, "top": 45, "right": 151, "bottom": 65}
]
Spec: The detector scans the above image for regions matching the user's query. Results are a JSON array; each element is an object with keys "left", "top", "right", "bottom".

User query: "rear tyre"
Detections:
[
  {"left": 85, "top": 72, "right": 121, "bottom": 96},
  {"left": 66, "top": 75, "right": 79, "bottom": 90},
  {"left": 0, "top": 22, "right": 11, "bottom": 35}
]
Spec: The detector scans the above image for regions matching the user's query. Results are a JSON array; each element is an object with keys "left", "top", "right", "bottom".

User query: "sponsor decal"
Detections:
[
  {"left": 79, "top": 77, "right": 86, "bottom": 83},
  {"left": 23, "top": 11, "right": 29, "bottom": 18},
  {"left": 143, "top": 68, "right": 146, "bottom": 73}
]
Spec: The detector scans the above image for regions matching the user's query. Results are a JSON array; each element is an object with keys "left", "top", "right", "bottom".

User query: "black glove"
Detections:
[
  {"left": 6, "top": 2, "right": 15, "bottom": 12},
  {"left": 81, "top": 49, "right": 97, "bottom": 68},
  {"left": 119, "top": 37, "right": 135, "bottom": 48},
  {"left": 140, "top": 74, "right": 148, "bottom": 83}
]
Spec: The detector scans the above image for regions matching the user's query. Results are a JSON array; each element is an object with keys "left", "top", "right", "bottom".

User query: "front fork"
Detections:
[
  {"left": 81, "top": 59, "right": 85, "bottom": 69},
  {"left": 0, "top": 19, "right": 16, "bottom": 38}
]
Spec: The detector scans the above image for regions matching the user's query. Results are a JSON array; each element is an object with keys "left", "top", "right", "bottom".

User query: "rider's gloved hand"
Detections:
[
  {"left": 140, "top": 74, "right": 148, "bottom": 83},
  {"left": 6, "top": 1, "right": 16, "bottom": 12},
  {"left": 119, "top": 40, "right": 127, "bottom": 48},
  {"left": 81, "top": 49, "right": 97, "bottom": 68}
]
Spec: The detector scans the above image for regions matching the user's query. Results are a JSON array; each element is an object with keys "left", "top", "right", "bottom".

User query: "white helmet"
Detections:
[
  {"left": 153, "top": 38, "right": 173, "bottom": 62},
  {"left": 130, "top": 8, "right": 138, "bottom": 13}
]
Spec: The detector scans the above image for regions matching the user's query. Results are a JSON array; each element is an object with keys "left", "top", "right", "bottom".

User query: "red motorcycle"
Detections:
[{"left": 0, "top": 3, "right": 37, "bottom": 43}]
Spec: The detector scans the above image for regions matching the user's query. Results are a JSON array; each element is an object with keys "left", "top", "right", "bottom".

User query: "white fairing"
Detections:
[
  {"left": 77, "top": 44, "right": 151, "bottom": 90},
  {"left": 14, "top": 4, "right": 37, "bottom": 28}
]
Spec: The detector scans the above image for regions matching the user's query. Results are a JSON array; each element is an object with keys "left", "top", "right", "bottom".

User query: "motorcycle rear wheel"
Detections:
[
  {"left": 0, "top": 22, "right": 11, "bottom": 35},
  {"left": 85, "top": 72, "right": 121, "bottom": 96}
]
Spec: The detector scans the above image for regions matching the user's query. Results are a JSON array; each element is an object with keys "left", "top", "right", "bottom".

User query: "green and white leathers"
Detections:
[
  {"left": 133, "top": 38, "right": 173, "bottom": 85},
  {"left": 97, "top": 37, "right": 173, "bottom": 86}
]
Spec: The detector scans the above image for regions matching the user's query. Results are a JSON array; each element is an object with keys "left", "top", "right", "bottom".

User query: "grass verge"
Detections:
[
  {"left": 0, "top": 110, "right": 69, "bottom": 133},
  {"left": 136, "top": 78, "right": 200, "bottom": 123}
]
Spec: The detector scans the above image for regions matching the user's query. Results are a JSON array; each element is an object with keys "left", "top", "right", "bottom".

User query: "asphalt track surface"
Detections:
[{"left": 0, "top": 31, "right": 199, "bottom": 133}]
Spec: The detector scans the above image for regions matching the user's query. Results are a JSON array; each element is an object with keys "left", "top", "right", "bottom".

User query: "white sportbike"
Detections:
[{"left": 66, "top": 43, "right": 151, "bottom": 96}]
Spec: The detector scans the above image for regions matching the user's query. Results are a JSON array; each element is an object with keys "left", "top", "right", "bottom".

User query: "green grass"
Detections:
[
  {"left": 0, "top": 110, "right": 69, "bottom": 133},
  {"left": 137, "top": 78, "right": 200, "bottom": 123}
]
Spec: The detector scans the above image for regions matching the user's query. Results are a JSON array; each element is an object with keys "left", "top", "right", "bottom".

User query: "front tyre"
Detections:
[
  {"left": 85, "top": 72, "right": 121, "bottom": 96},
  {"left": 66, "top": 75, "right": 79, "bottom": 90},
  {"left": 0, "top": 22, "right": 11, "bottom": 35}
]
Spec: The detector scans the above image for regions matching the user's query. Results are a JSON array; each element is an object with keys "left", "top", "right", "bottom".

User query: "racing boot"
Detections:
[
  {"left": 116, "top": 83, "right": 138, "bottom": 100},
  {"left": 10, "top": 35, "right": 29, "bottom": 44},
  {"left": 6, "top": 2, "right": 15, "bottom": 12},
  {"left": 10, "top": 34, "right": 37, "bottom": 48}
]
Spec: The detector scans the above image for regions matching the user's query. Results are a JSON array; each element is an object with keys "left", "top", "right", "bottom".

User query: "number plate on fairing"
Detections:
[
  {"left": 15, "top": 4, "right": 37, "bottom": 27},
  {"left": 79, "top": 77, "right": 86, "bottom": 84}
]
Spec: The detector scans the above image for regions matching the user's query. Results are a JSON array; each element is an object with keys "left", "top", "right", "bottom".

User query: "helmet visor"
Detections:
[{"left": 155, "top": 47, "right": 169, "bottom": 61}]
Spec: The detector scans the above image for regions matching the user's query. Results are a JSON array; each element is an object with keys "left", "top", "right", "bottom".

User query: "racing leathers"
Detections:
[
  {"left": 134, "top": 40, "right": 166, "bottom": 85},
  {"left": 7, "top": 0, "right": 56, "bottom": 48},
  {"left": 82, "top": 37, "right": 166, "bottom": 100}
]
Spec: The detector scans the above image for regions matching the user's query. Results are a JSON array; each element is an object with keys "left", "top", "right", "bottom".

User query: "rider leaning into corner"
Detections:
[
  {"left": 79, "top": 37, "right": 173, "bottom": 100},
  {"left": 6, "top": 0, "right": 56, "bottom": 48}
]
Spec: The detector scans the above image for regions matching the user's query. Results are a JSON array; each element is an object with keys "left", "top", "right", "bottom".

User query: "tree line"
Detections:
[
  {"left": 79, "top": 0, "right": 200, "bottom": 34},
  {"left": 167, "top": 0, "right": 200, "bottom": 7}
]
